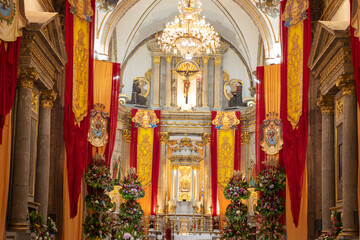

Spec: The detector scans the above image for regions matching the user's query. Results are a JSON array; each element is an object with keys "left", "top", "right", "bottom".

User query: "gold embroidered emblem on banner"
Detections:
[
  {"left": 287, "top": 22, "right": 303, "bottom": 128},
  {"left": 282, "top": 0, "right": 309, "bottom": 27},
  {"left": 217, "top": 129, "right": 235, "bottom": 188},
  {"left": 68, "top": 0, "right": 93, "bottom": 22},
  {"left": 212, "top": 111, "right": 240, "bottom": 131},
  {"left": 72, "top": 16, "right": 89, "bottom": 124},
  {"left": 132, "top": 109, "right": 159, "bottom": 128},
  {"left": 88, "top": 103, "right": 109, "bottom": 147},
  {"left": 137, "top": 128, "right": 153, "bottom": 188}
]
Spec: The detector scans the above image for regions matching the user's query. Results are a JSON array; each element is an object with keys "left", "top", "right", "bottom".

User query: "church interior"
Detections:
[{"left": 0, "top": 0, "right": 360, "bottom": 239}]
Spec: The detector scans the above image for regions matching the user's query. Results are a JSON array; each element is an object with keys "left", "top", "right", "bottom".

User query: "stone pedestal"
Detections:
[
  {"left": 35, "top": 90, "right": 57, "bottom": 218},
  {"left": 336, "top": 75, "right": 358, "bottom": 238},
  {"left": 317, "top": 95, "right": 335, "bottom": 234},
  {"left": 8, "top": 68, "right": 38, "bottom": 231}
]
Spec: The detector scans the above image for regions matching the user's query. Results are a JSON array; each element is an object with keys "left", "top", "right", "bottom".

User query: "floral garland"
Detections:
[
  {"left": 114, "top": 168, "right": 145, "bottom": 240},
  {"left": 323, "top": 210, "right": 343, "bottom": 240},
  {"left": 255, "top": 167, "right": 286, "bottom": 240},
  {"left": 222, "top": 171, "right": 251, "bottom": 240},
  {"left": 83, "top": 154, "right": 114, "bottom": 240},
  {"left": 29, "top": 211, "right": 57, "bottom": 240}
]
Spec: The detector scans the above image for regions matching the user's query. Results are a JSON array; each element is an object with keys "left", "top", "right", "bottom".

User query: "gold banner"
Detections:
[
  {"left": 217, "top": 129, "right": 235, "bottom": 188},
  {"left": 72, "top": 16, "right": 89, "bottom": 124},
  {"left": 287, "top": 21, "right": 304, "bottom": 128},
  {"left": 137, "top": 127, "right": 153, "bottom": 188}
]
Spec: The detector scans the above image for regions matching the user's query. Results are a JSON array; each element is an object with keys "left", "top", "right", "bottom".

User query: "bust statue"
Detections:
[
  {"left": 129, "top": 79, "right": 147, "bottom": 106},
  {"left": 229, "top": 81, "right": 245, "bottom": 107}
]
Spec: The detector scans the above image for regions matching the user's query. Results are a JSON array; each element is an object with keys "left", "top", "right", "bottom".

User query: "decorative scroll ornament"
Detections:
[
  {"left": 88, "top": 103, "right": 109, "bottom": 147},
  {"left": 68, "top": 0, "right": 94, "bottom": 21},
  {"left": 132, "top": 109, "right": 159, "bottom": 128},
  {"left": 260, "top": 114, "right": 283, "bottom": 155},
  {"left": 137, "top": 128, "right": 153, "bottom": 187},
  {"left": 218, "top": 130, "right": 234, "bottom": 188},
  {"left": 287, "top": 22, "right": 303, "bottom": 128},
  {"left": 212, "top": 111, "right": 240, "bottom": 130},
  {"left": 282, "top": 0, "right": 309, "bottom": 27}
]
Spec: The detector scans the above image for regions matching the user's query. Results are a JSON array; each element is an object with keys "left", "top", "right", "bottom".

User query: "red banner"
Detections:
[
  {"left": 210, "top": 111, "right": 218, "bottom": 216},
  {"left": 130, "top": 108, "right": 138, "bottom": 169},
  {"left": 234, "top": 111, "right": 241, "bottom": 171}
]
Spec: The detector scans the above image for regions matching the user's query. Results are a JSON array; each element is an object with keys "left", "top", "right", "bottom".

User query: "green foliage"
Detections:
[
  {"left": 83, "top": 212, "right": 113, "bottom": 239},
  {"left": 29, "top": 211, "right": 56, "bottom": 240},
  {"left": 85, "top": 156, "right": 114, "bottom": 192},
  {"left": 323, "top": 210, "right": 343, "bottom": 240}
]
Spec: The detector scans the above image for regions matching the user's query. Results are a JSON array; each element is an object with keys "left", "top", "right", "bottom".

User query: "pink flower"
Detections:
[{"left": 123, "top": 233, "right": 132, "bottom": 239}]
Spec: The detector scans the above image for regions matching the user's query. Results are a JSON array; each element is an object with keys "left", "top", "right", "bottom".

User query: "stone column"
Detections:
[
  {"left": 121, "top": 129, "right": 131, "bottom": 176},
  {"left": 175, "top": 168, "right": 179, "bottom": 201},
  {"left": 336, "top": 75, "right": 358, "bottom": 238},
  {"left": 152, "top": 55, "right": 161, "bottom": 107},
  {"left": 8, "top": 68, "right": 38, "bottom": 232},
  {"left": 202, "top": 133, "right": 211, "bottom": 213},
  {"left": 158, "top": 132, "right": 169, "bottom": 212},
  {"left": 171, "top": 168, "right": 175, "bottom": 200},
  {"left": 202, "top": 57, "right": 209, "bottom": 107},
  {"left": 35, "top": 90, "right": 57, "bottom": 218},
  {"left": 165, "top": 56, "right": 172, "bottom": 107},
  {"left": 191, "top": 168, "right": 195, "bottom": 201},
  {"left": 317, "top": 95, "right": 335, "bottom": 234},
  {"left": 214, "top": 57, "right": 222, "bottom": 109}
]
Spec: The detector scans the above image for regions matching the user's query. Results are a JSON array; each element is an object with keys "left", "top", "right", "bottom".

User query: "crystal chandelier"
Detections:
[
  {"left": 256, "top": 0, "right": 280, "bottom": 18},
  {"left": 158, "top": 0, "right": 220, "bottom": 59},
  {"left": 96, "top": 0, "right": 119, "bottom": 12}
]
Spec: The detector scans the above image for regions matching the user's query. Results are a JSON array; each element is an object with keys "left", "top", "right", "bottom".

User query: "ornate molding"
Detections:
[
  {"left": 202, "top": 56, "right": 209, "bottom": 64},
  {"left": 336, "top": 74, "right": 356, "bottom": 95},
  {"left": 241, "top": 132, "right": 250, "bottom": 143},
  {"left": 317, "top": 95, "right": 334, "bottom": 114},
  {"left": 202, "top": 133, "right": 211, "bottom": 145},
  {"left": 18, "top": 68, "right": 39, "bottom": 89},
  {"left": 320, "top": 49, "right": 346, "bottom": 85},
  {"left": 336, "top": 98, "right": 343, "bottom": 120},
  {"left": 165, "top": 55, "right": 173, "bottom": 63},
  {"left": 214, "top": 57, "right": 222, "bottom": 66},
  {"left": 121, "top": 129, "right": 131, "bottom": 142},
  {"left": 32, "top": 92, "right": 39, "bottom": 113},
  {"left": 40, "top": 89, "right": 57, "bottom": 109},
  {"left": 160, "top": 132, "right": 170, "bottom": 143},
  {"left": 153, "top": 55, "right": 161, "bottom": 64}
]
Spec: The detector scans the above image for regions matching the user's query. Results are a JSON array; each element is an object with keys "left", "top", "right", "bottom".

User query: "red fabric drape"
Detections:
[
  {"left": 351, "top": 0, "right": 360, "bottom": 105},
  {"left": 256, "top": 66, "right": 266, "bottom": 174},
  {"left": 0, "top": 38, "right": 21, "bottom": 144},
  {"left": 280, "top": 0, "right": 311, "bottom": 226},
  {"left": 151, "top": 110, "right": 161, "bottom": 215},
  {"left": 130, "top": 109, "right": 138, "bottom": 169},
  {"left": 234, "top": 111, "right": 241, "bottom": 171},
  {"left": 210, "top": 111, "right": 218, "bottom": 216},
  {"left": 64, "top": 0, "right": 95, "bottom": 218},
  {"left": 104, "top": 63, "right": 121, "bottom": 167}
]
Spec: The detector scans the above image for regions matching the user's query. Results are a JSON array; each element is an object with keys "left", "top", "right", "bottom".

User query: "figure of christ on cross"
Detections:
[{"left": 177, "top": 62, "right": 198, "bottom": 104}]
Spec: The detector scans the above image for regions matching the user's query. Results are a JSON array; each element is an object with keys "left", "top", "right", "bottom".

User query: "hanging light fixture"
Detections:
[
  {"left": 256, "top": 0, "right": 280, "bottom": 18},
  {"left": 158, "top": 0, "right": 220, "bottom": 59}
]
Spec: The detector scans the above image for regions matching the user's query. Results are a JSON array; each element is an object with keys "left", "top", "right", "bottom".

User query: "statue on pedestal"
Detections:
[
  {"left": 229, "top": 81, "right": 245, "bottom": 107},
  {"left": 129, "top": 79, "right": 147, "bottom": 106}
]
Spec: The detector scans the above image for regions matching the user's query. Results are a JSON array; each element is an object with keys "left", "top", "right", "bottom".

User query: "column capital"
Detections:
[
  {"left": 317, "top": 95, "right": 334, "bottom": 114},
  {"left": 241, "top": 132, "right": 250, "bottom": 143},
  {"left": 166, "top": 55, "right": 173, "bottom": 63},
  {"left": 202, "top": 56, "right": 209, "bottom": 64},
  {"left": 40, "top": 90, "right": 57, "bottom": 109},
  {"left": 121, "top": 129, "right": 131, "bottom": 142},
  {"left": 153, "top": 55, "right": 161, "bottom": 64},
  {"left": 202, "top": 133, "right": 211, "bottom": 145},
  {"left": 18, "top": 67, "right": 39, "bottom": 89},
  {"left": 336, "top": 74, "right": 356, "bottom": 95},
  {"left": 160, "top": 132, "right": 170, "bottom": 143},
  {"left": 214, "top": 57, "right": 222, "bottom": 66}
]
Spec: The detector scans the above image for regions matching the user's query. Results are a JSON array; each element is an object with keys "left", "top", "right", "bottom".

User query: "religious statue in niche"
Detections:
[
  {"left": 175, "top": 61, "right": 199, "bottom": 104},
  {"left": 229, "top": 81, "right": 245, "bottom": 107},
  {"left": 129, "top": 78, "right": 147, "bottom": 106}
]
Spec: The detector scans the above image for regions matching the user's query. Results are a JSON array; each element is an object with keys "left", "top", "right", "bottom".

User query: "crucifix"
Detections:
[{"left": 176, "top": 62, "right": 198, "bottom": 104}]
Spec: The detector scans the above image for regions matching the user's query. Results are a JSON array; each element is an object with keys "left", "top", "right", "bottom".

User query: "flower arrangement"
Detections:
[
  {"left": 224, "top": 171, "right": 250, "bottom": 201},
  {"left": 83, "top": 154, "right": 114, "bottom": 239},
  {"left": 323, "top": 210, "right": 343, "bottom": 240},
  {"left": 222, "top": 171, "right": 251, "bottom": 240},
  {"left": 256, "top": 167, "right": 286, "bottom": 240},
  {"left": 85, "top": 155, "right": 114, "bottom": 192},
  {"left": 119, "top": 168, "right": 145, "bottom": 200},
  {"left": 29, "top": 211, "right": 56, "bottom": 240},
  {"left": 114, "top": 168, "right": 145, "bottom": 240}
]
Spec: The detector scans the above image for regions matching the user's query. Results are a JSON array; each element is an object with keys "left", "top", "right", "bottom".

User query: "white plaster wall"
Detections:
[
  {"left": 332, "top": 0, "right": 350, "bottom": 21},
  {"left": 24, "top": 0, "right": 44, "bottom": 12},
  {"left": 120, "top": 43, "right": 151, "bottom": 98},
  {"left": 223, "top": 48, "right": 252, "bottom": 99}
]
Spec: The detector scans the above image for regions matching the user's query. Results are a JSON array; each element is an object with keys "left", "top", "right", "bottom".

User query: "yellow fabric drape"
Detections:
[
  {"left": 264, "top": 65, "right": 281, "bottom": 116},
  {"left": 286, "top": 166, "right": 308, "bottom": 240},
  {"left": 218, "top": 186, "right": 231, "bottom": 229},
  {"left": 63, "top": 154, "right": 84, "bottom": 240},
  {"left": 92, "top": 60, "right": 113, "bottom": 155},
  {"left": 0, "top": 112, "right": 11, "bottom": 240}
]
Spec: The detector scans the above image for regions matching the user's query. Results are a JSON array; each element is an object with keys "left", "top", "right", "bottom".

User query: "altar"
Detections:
[{"left": 174, "top": 234, "right": 216, "bottom": 240}]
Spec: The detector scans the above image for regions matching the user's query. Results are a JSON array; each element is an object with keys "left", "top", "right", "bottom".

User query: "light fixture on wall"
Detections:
[
  {"left": 158, "top": 0, "right": 220, "bottom": 59},
  {"left": 255, "top": 0, "right": 280, "bottom": 18},
  {"left": 96, "top": 0, "right": 119, "bottom": 12}
]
